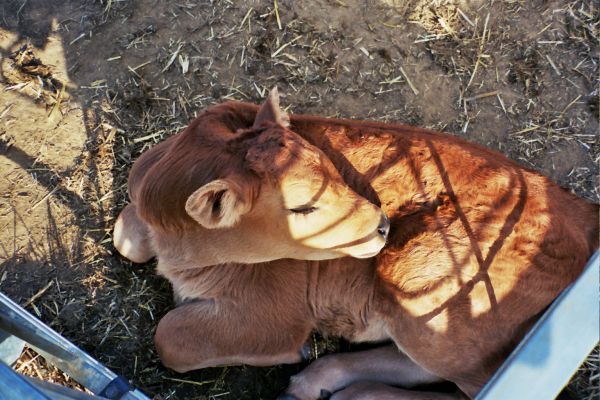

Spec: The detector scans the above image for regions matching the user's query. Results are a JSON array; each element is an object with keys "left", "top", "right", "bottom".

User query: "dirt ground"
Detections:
[{"left": 0, "top": 0, "right": 597, "bottom": 399}]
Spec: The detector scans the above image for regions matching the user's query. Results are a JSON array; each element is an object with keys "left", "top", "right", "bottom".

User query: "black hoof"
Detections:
[
  {"left": 318, "top": 389, "right": 333, "bottom": 399},
  {"left": 277, "top": 395, "right": 300, "bottom": 400}
]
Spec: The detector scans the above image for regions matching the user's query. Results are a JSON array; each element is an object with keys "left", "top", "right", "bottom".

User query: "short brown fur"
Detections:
[{"left": 114, "top": 98, "right": 599, "bottom": 399}]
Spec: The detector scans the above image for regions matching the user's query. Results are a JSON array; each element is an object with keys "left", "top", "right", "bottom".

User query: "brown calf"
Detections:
[{"left": 114, "top": 89, "right": 599, "bottom": 399}]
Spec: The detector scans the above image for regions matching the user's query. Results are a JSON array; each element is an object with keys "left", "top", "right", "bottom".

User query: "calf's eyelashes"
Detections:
[{"left": 289, "top": 206, "right": 319, "bottom": 215}]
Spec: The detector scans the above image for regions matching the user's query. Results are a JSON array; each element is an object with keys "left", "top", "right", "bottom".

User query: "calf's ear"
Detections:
[
  {"left": 253, "top": 87, "right": 290, "bottom": 128},
  {"left": 185, "top": 179, "right": 251, "bottom": 229}
]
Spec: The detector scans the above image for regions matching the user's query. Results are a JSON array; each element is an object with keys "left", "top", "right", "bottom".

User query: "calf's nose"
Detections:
[{"left": 377, "top": 213, "right": 390, "bottom": 239}]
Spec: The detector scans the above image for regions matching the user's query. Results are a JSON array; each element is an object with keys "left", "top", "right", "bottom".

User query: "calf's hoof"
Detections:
[
  {"left": 277, "top": 395, "right": 300, "bottom": 400},
  {"left": 278, "top": 389, "right": 332, "bottom": 400}
]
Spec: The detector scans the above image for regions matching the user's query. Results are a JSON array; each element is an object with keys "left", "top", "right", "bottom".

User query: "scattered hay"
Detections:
[
  {"left": 3, "top": 44, "right": 68, "bottom": 117},
  {"left": 15, "top": 347, "right": 89, "bottom": 393}
]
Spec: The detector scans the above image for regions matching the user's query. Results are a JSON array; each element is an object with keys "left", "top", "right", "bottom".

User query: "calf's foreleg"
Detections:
[{"left": 154, "top": 298, "right": 312, "bottom": 372}]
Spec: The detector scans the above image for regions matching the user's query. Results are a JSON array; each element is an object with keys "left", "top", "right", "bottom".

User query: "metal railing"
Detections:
[
  {"left": 477, "top": 250, "right": 599, "bottom": 399},
  {"left": 0, "top": 291, "right": 150, "bottom": 400}
]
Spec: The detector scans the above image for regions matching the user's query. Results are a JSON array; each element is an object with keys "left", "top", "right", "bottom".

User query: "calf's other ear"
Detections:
[
  {"left": 253, "top": 86, "right": 290, "bottom": 128},
  {"left": 185, "top": 179, "right": 251, "bottom": 229}
]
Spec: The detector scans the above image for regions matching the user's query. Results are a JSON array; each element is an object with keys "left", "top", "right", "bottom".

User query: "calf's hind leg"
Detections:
[
  {"left": 282, "top": 345, "right": 456, "bottom": 400},
  {"left": 113, "top": 203, "right": 154, "bottom": 263},
  {"left": 154, "top": 298, "right": 312, "bottom": 372},
  {"left": 329, "top": 382, "right": 466, "bottom": 400}
]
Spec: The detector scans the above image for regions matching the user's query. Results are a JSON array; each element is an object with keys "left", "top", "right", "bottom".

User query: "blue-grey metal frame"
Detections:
[
  {"left": 0, "top": 291, "right": 150, "bottom": 400},
  {"left": 477, "top": 250, "right": 599, "bottom": 399}
]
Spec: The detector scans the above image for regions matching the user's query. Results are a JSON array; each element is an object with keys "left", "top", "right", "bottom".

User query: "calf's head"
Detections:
[{"left": 137, "top": 89, "right": 388, "bottom": 266}]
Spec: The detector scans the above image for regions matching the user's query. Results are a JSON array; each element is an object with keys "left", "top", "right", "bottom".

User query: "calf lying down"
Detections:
[{"left": 114, "top": 89, "right": 598, "bottom": 399}]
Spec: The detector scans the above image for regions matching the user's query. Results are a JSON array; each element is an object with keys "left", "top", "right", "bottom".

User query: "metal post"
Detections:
[{"left": 476, "top": 250, "right": 600, "bottom": 400}]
